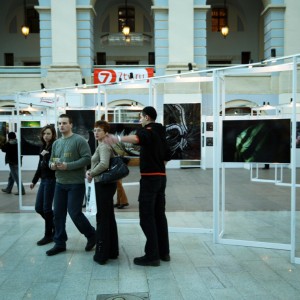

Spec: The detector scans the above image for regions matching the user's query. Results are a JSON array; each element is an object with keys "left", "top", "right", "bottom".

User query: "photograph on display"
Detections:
[
  {"left": 21, "top": 121, "right": 41, "bottom": 128},
  {"left": 21, "top": 127, "right": 43, "bottom": 155},
  {"left": 222, "top": 119, "right": 291, "bottom": 163},
  {"left": 206, "top": 137, "right": 213, "bottom": 147},
  {"left": 206, "top": 122, "right": 213, "bottom": 131},
  {"left": 66, "top": 110, "right": 96, "bottom": 154},
  {"left": 164, "top": 103, "right": 201, "bottom": 160},
  {"left": 0, "top": 122, "right": 7, "bottom": 148},
  {"left": 109, "top": 123, "right": 141, "bottom": 156}
]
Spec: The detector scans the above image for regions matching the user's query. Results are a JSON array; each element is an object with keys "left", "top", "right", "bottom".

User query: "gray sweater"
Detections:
[{"left": 50, "top": 133, "right": 91, "bottom": 184}]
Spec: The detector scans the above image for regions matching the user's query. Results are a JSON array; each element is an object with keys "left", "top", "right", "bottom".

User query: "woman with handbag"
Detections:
[{"left": 86, "top": 120, "right": 119, "bottom": 265}]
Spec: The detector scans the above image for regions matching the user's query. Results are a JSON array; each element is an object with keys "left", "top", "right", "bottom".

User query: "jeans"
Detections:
[
  {"left": 138, "top": 176, "right": 169, "bottom": 260},
  {"left": 35, "top": 178, "right": 56, "bottom": 214},
  {"left": 53, "top": 183, "right": 95, "bottom": 248},
  {"left": 6, "top": 164, "right": 25, "bottom": 193}
]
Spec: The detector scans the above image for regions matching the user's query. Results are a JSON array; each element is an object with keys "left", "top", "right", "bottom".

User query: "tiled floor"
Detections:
[{"left": 0, "top": 167, "right": 300, "bottom": 299}]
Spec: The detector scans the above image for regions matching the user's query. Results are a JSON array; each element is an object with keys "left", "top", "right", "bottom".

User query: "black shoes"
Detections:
[
  {"left": 14, "top": 192, "right": 25, "bottom": 195},
  {"left": 1, "top": 189, "right": 11, "bottom": 194},
  {"left": 37, "top": 236, "right": 53, "bottom": 246},
  {"left": 46, "top": 246, "right": 66, "bottom": 256},
  {"left": 160, "top": 254, "right": 171, "bottom": 262},
  {"left": 85, "top": 234, "right": 96, "bottom": 251},
  {"left": 93, "top": 255, "right": 107, "bottom": 265},
  {"left": 133, "top": 255, "right": 160, "bottom": 267},
  {"left": 115, "top": 203, "right": 129, "bottom": 209}
]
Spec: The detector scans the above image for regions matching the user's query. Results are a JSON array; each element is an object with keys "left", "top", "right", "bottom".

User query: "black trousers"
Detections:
[
  {"left": 138, "top": 176, "right": 169, "bottom": 260},
  {"left": 95, "top": 181, "right": 118, "bottom": 260}
]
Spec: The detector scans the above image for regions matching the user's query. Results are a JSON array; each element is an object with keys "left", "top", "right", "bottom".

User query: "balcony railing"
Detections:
[{"left": 0, "top": 66, "right": 41, "bottom": 74}]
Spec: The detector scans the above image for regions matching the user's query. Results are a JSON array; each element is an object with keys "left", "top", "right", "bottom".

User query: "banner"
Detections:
[{"left": 94, "top": 68, "right": 154, "bottom": 84}]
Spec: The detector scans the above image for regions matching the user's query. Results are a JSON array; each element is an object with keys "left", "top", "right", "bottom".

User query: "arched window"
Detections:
[
  {"left": 118, "top": 5, "right": 135, "bottom": 33},
  {"left": 211, "top": 7, "right": 227, "bottom": 32}
]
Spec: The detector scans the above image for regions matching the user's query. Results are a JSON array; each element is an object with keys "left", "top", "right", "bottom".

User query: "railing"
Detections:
[{"left": 0, "top": 66, "right": 41, "bottom": 74}]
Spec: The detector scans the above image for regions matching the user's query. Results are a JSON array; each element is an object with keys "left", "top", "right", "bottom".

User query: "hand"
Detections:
[
  {"left": 86, "top": 171, "right": 92, "bottom": 183},
  {"left": 56, "top": 162, "right": 67, "bottom": 170},
  {"left": 30, "top": 183, "right": 35, "bottom": 190},
  {"left": 41, "top": 150, "right": 49, "bottom": 156}
]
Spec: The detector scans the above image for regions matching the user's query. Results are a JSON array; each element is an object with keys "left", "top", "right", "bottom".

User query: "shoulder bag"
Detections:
[{"left": 95, "top": 147, "right": 130, "bottom": 184}]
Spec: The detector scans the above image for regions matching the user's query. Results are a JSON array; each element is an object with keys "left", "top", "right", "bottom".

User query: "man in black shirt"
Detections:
[{"left": 105, "top": 106, "right": 171, "bottom": 266}]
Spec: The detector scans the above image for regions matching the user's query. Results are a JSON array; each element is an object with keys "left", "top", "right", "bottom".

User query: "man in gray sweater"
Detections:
[{"left": 46, "top": 114, "right": 96, "bottom": 256}]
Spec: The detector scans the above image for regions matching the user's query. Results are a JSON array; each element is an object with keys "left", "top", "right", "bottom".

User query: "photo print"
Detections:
[
  {"left": 222, "top": 119, "right": 291, "bottom": 163},
  {"left": 164, "top": 103, "right": 201, "bottom": 160}
]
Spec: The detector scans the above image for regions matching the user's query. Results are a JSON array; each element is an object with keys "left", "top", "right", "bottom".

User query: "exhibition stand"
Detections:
[{"left": 1, "top": 54, "right": 300, "bottom": 263}]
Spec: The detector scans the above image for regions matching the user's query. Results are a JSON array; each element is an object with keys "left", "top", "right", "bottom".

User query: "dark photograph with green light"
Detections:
[{"left": 222, "top": 119, "right": 291, "bottom": 163}]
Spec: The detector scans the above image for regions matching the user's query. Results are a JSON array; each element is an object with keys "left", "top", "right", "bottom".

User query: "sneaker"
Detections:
[
  {"left": 85, "top": 234, "right": 96, "bottom": 251},
  {"left": 160, "top": 254, "right": 171, "bottom": 262},
  {"left": 1, "top": 189, "right": 11, "bottom": 194},
  {"left": 133, "top": 255, "right": 160, "bottom": 267},
  {"left": 46, "top": 246, "right": 66, "bottom": 256},
  {"left": 37, "top": 236, "right": 53, "bottom": 246}
]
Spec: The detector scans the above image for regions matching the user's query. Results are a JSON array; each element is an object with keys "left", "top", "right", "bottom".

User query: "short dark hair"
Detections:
[
  {"left": 142, "top": 106, "right": 157, "bottom": 121},
  {"left": 40, "top": 125, "right": 57, "bottom": 145},
  {"left": 8, "top": 132, "right": 16, "bottom": 139},
  {"left": 94, "top": 120, "right": 110, "bottom": 133},
  {"left": 59, "top": 114, "right": 73, "bottom": 124}
]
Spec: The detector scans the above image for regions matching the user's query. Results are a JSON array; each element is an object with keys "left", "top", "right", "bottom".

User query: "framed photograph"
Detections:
[
  {"left": 222, "top": 119, "right": 291, "bottom": 163},
  {"left": 21, "top": 121, "right": 41, "bottom": 128},
  {"left": 206, "top": 137, "right": 213, "bottom": 146},
  {"left": 21, "top": 127, "right": 43, "bottom": 155},
  {"left": 206, "top": 122, "right": 213, "bottom": 131},
  {"left": 164, "top": 103, "right": 201, "bottom": 160}
]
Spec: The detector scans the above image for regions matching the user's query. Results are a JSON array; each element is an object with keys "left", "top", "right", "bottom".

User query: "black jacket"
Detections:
[
  {"left": 1, "top": 139, "right": 19, "bottom": 165},
  {"left": 32, "top": 144, "right": 56, "bottom": 184},
  {"left": 136, "top": 122, "right": 171, "bottom": 175}
]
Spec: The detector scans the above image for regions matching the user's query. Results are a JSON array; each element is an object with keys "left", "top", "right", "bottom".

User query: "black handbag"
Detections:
[{"left": 96, "top": 147, "right": 130, "bottom": 184}]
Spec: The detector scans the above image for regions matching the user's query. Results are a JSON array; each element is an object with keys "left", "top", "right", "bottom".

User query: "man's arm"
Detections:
[{"left": 104, "top": 134, "right": 139, "bottom": 145}]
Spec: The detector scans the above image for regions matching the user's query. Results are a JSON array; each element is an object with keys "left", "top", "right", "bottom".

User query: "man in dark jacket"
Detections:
[
  {"left": 1, "top": 132, "right": 25, "bottom": 195},
  {"left": 105, "top": 106, "right": 172, "bottom": 266}
]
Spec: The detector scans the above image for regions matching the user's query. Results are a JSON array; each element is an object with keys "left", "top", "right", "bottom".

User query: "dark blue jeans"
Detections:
[
  {"left": 35, "top": 178, "right": 56, "bottom": 214},
  {"left": 53, "top": 183, "right": 95, "bottom": 248},
  {"left": 138, "top": 176, "right": 169, "bottom": 260},
  {"left": 6, "top": 164, "right": 25, "bottom": 193}
]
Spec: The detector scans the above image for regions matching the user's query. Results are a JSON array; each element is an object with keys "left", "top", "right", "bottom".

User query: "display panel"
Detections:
[
  {"left": 21, "top": 127, "right": 43, "bottom": 155},
  {"left": 0, "top": 122, "right": 7, "bottom": 148},
  {"left": 222, "top": 119, "right": 291, "bottom": 163},
  {"left": 164, "top": 103, "right": 201, "bottom": 160},
  {"left": 66, "top": 110, "right": 96, "bottom": 154}
]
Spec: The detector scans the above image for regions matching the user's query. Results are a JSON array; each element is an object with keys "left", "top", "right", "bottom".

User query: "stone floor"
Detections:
[{"left": 0, "top": 166, "right": 300, "bottom": 299}]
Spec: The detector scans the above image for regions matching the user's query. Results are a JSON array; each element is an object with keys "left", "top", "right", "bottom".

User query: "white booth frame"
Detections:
[
  {"left": 7, "top": 54, "right": 300, "bottom": 263},
  {"left": 212, "top": 55, "right": 300, "bottom": 264}
]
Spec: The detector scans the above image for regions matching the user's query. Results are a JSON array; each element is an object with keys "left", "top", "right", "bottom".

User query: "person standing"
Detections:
[
  {"left": 1, "top": 132, "right": 25, "bottom": 195},
  {"left": 114, "top": 180, "right": 129, "bottom": 209},
  {"left": 105, "top": 106, "right": 171, "bottom": 267},
  {"left": 30, "top": 125, "right": 56, "bottom": 246},
  {"left": 46, "top": 114, "right": 96, "bottom": 256},
  {"left": 86, "top": 121, "right": 119, "bottom": 265}
]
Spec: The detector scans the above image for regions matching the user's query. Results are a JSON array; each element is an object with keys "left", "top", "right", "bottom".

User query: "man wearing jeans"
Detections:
[
  {"left": 1, "top": 132, "right": 25, "bottom": 195},
  {"left": 46, "top": 114, "right": 96, "bottom": 256},
  {"left": 105, "top": 106, "right": 172, "bottom": 266}
]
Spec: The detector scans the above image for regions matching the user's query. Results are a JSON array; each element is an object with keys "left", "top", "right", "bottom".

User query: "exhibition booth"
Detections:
[{"left": 0, "top": 53, "right": 300, "bottom": 263}]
